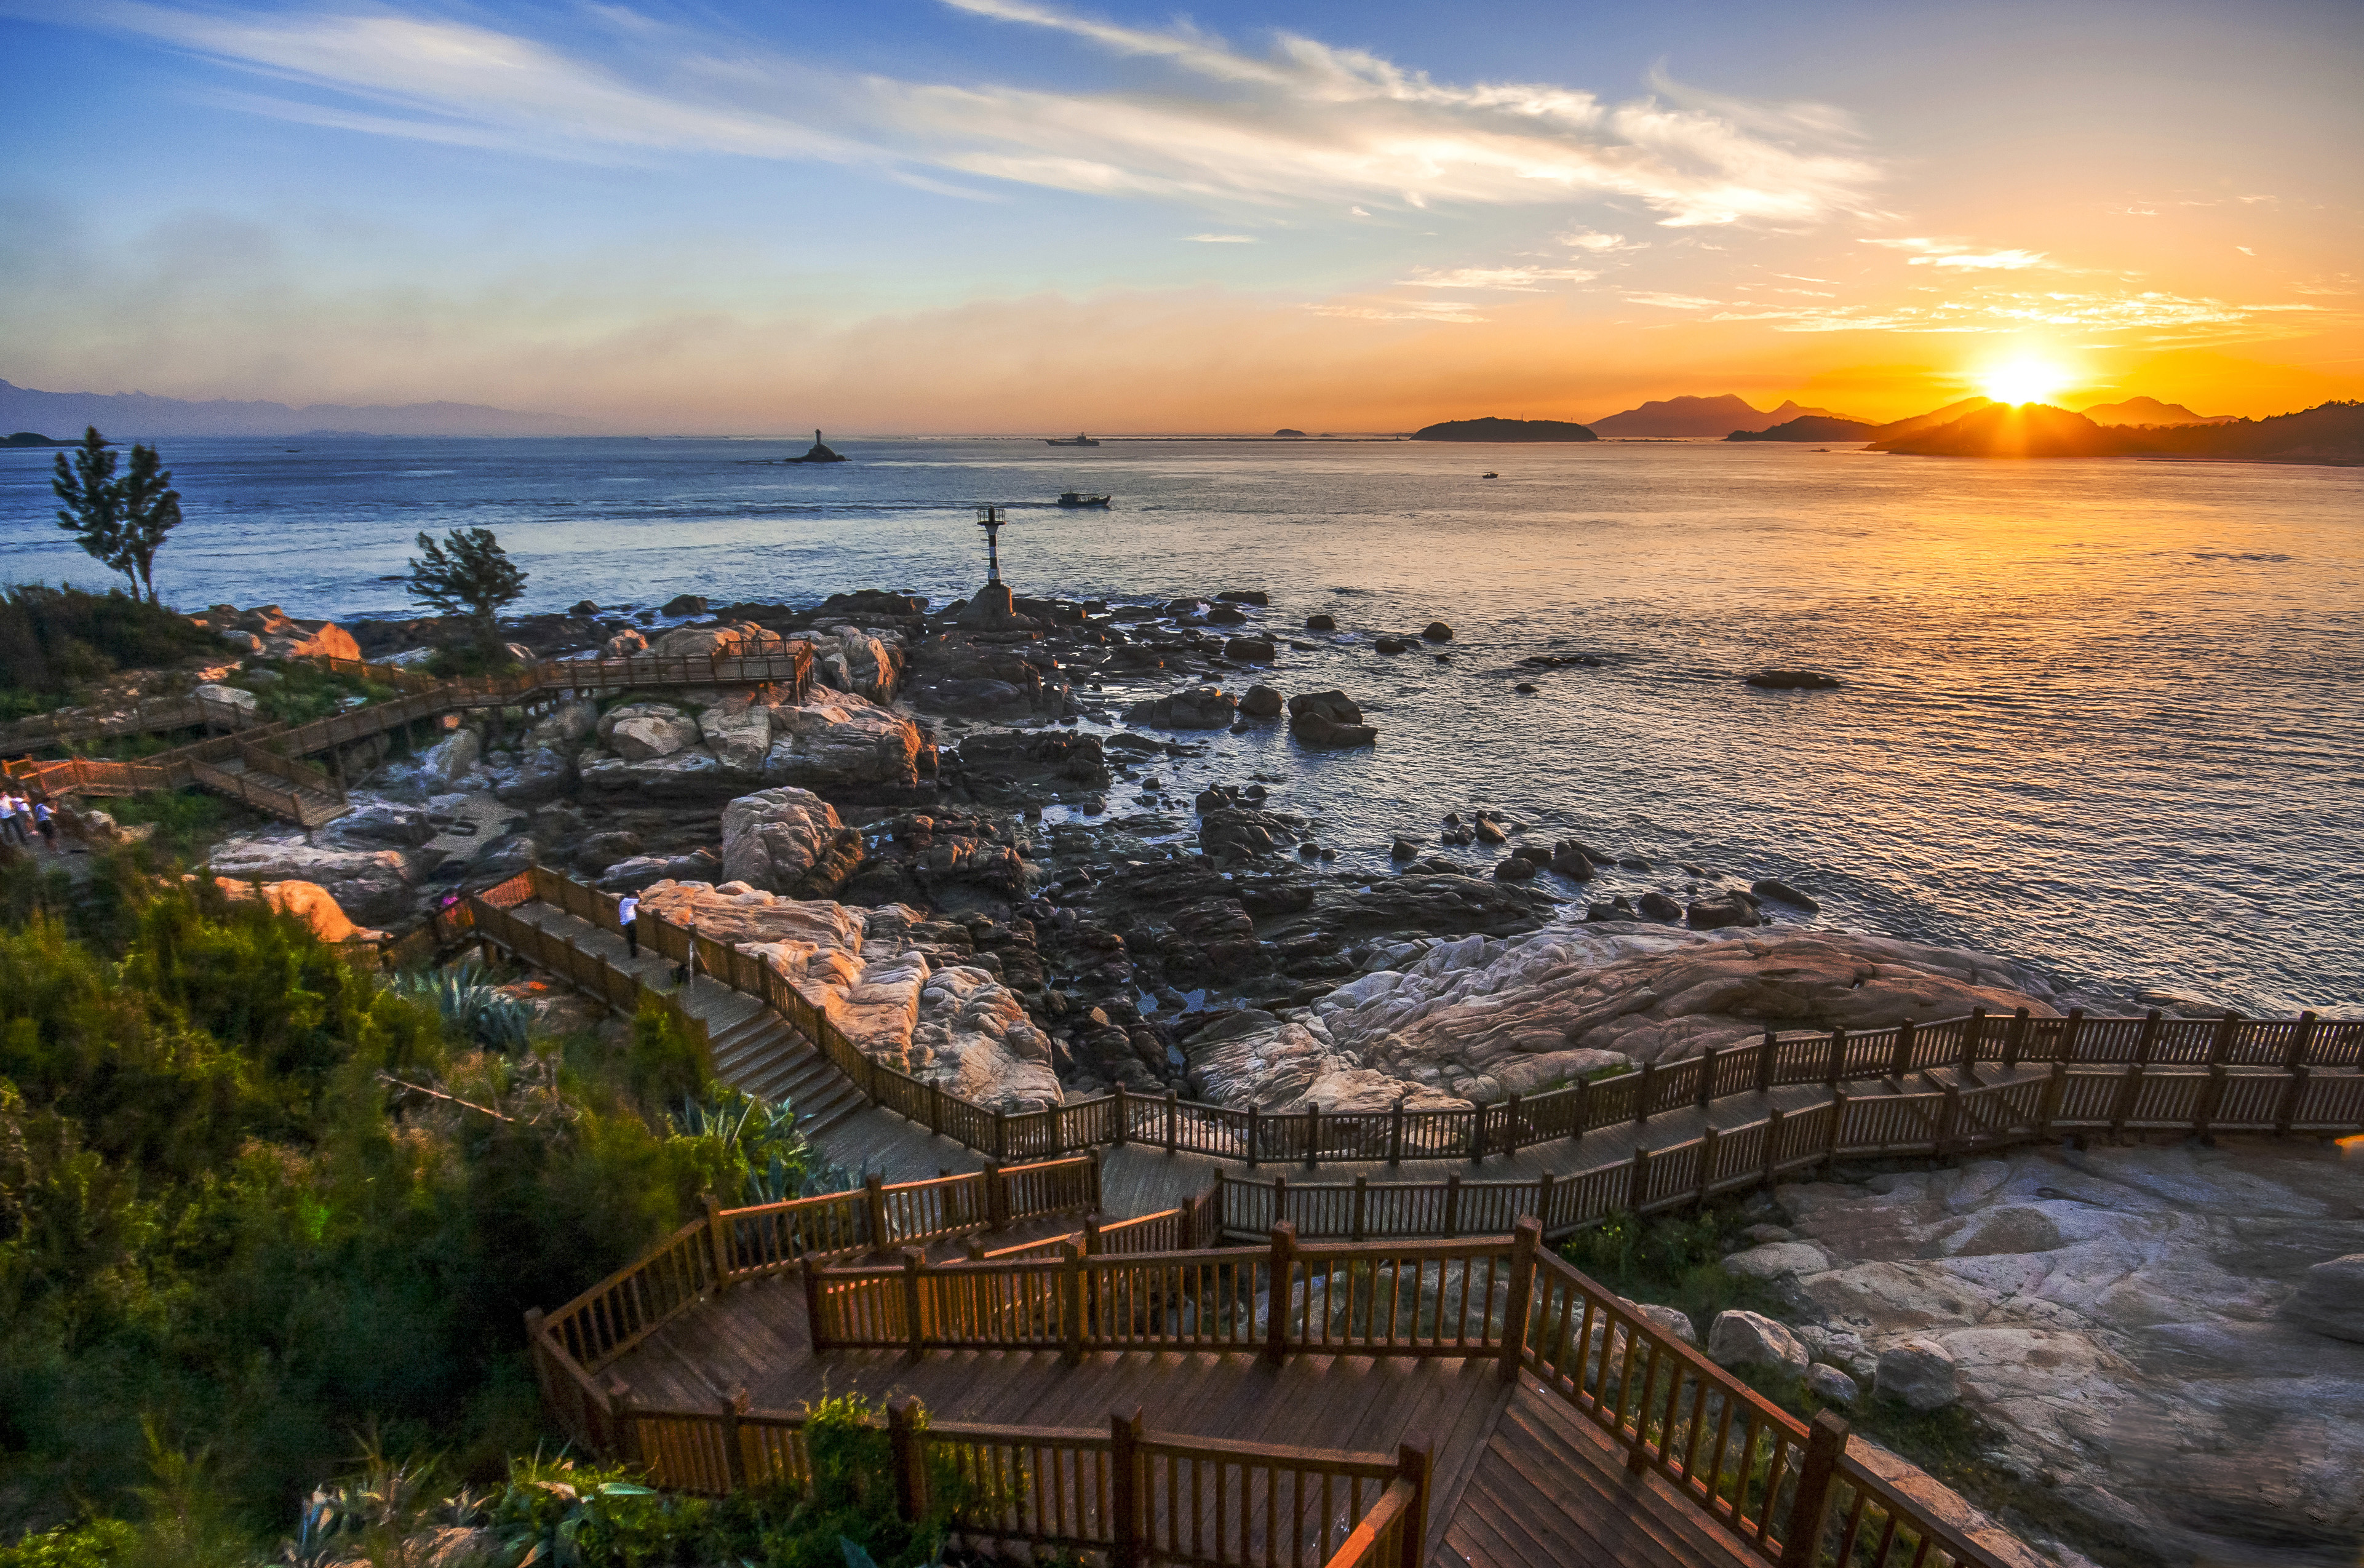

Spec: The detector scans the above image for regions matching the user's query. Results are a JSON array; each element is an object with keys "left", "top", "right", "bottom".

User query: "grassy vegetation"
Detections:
[
  {"left": 0, "top": 586, "right": 228, "bottom": 722},
  {"left": 77, "top": 794, "right": 244, "bottom": 862},
  {"left": 0, "top": 841, "right": 840, "bottom": 1563},
  {"left": 222, "top": 663, "right": 397, "bottom": 727}
]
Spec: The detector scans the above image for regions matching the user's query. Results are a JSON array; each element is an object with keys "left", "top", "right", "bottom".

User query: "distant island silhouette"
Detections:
[
  {"left": 1725, "top": 415, "right": 1875, "bottom": 442},
  {"left": 1410, "top": 416, "right": 1596, "bottom": 442},
  {"left": 1589, "top": 394, "right": 1860, "bottom": 438},
  {"left": 2, "top": 431, "right": 70, "bottom": 447},
  {"left": 2078, "top": 396, "right": 2235, "bottom": 428},
  {"left": 1874, "top": 400, "right": 2362, "bottom": 462}
]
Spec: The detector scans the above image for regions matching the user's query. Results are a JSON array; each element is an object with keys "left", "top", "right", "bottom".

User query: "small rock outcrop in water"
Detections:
[
  {"left": 1744, "top": 669, "right": 1841, "bottom": 691},
  {"left": 1409, "top": 417, "right": 1597, "bottom": 442},
  {"left": 1287, "top": 690, "right": 1375, "bottom": 748},
  {"left": 1123, "top": 688, "right": 1238, "bottom": 730}
]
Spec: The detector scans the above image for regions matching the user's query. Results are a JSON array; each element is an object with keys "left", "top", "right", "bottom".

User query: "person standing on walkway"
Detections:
[
  {"left": 14, "top": 796, "right": 35, "bottom": 848},
  {"left": 617, "top": 892, "right": 640, "bottom": 958},
  {"left": 32, "top": 801, "right": 58, "bottom": 851},
  {"left": 0, "top": 793, "right": 22, "bottom": 846}
]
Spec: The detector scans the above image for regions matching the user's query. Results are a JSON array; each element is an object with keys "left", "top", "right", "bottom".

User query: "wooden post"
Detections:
[
  {"left": 702, "top": 1193, "right": 733, "bottom": 1290},
  {"left": 2285, "top": 1011, "right": 2316, "bottom": 1070},
  {"left": 1762, "top": 1105, "right": 1785, "bottom": 1188},
  {"left": 1443, "top": 1174, "right": 1462, "bottom": 1238},
  {"left": 1498, "top": 1216, "right": 1542, "bottom": 1382},
  {"left": 1695, "top": 1124, "right": 1719, "bottom": 1204},
  {"left": 2135, "top": 1008, "right": 2162, "bottom": 1068},
  {"left": 1305, "top": 1102, "right": 1321, "bottom": 1169},
  {"left": 1825, "top": 1091, "right": 1847, "bottom": 1172},
  {"left": 1389, "top": 1097, "right": 1407, "bottom": 1165},
  {"left": 1273, "top": 1173, "right": 1289, "bottom": 1233},
  {"left": 1888, "top": 1020, "right": 1916, "bottom": 1083},
  {"left": 1110, "top": 1407, "right": 1145, "bottom": 1568},
  {"left": 1626, "top": 1148, "right": 1649, "bottom": 1214},
  {"left": 1777, "top": 1411, "right": 1850, "bottom": 1568},
  {"left": 1757, "top": 1031, "right": 1777, "bottom": 1094},
  {"left": 2275, "top": 1067, "right": 2311, "bottom": 1137},
  {"left": 2059, "top": 1006, "right": 2086, "bottom": 1064},
  {"left": 1062, "top": 1240, "right": 1086, "bottom": 1365},
  {"left": 1961, "top": 1007, "right": 1986, "bottom": 1075},
  {"left": 865, "top": 1172, "right": 890, "bottom": 1254},
  {"left": 720, "top": 1390, "right": 750, "bottom": 1491},
  {"left": 1396, "top": 1440, "right": 1433, "bottom": 1568},
  {"left": 927, "top": 1081, "right": 944, "bottom": 1137},
  {"left": 1509, "top": 1091, "right": 1527, "bottom": 1153},
  {"left": 1082, "top": 1215, "right": 1104, "bottom": 1256},
  {"left": 2004, "top": 1006, "right": 2029, "bottom": 1069},
  {"left": 1825, "top": 1028, "right": 1847, "bottom": 1088},
  {"left": 1634, "top": 1062, "right": 1654, "bottom": 1126},
  {"left": 1536, "top": 1171, "right": 1556, "bottom": 1233},
  {"left": 1247, "top": 1104, "right": 1261, "bottom": 1169},
  {"left": 982, "top": 1159, "right": 1008, "bottom": 1230},
  {"left": 1938, "top": 1085, "right": 1962, "bottom": 1157},
  {"left": 993, "top": 1108, "right": 1008, "bottom": 1161},
  {"left": 887, "top": 1397, "right": 927, "bottom": 1521},
  {"left": 2196, "top": 1064, "right": 2229, "bottom": 1141},
  {"left": 1088, "top": 1147, "right": 1104, "bottom": 1209},
  {"left": 1351, "top": 1175, "right": 1369, "bottom": 1242},
  {"left": 902, "top": 1249, "right": 925, "bottom": 1361},
  {"left": 800, "top": 1255, "right": 827, "bottom": 1348},
  {"left": 1470, "top": 1102, "right": 1487, "bottom": 1164},
  {"left": 1048, "top": 1100, "right": 1064, "bottom": 1159},
  {"left": 1265, "top": 1222, "right": 1297, "bottom": 1366},
  {"left": 1113, "top": 1083, "right": 1128, "bottom": 1147},
  {"left": 1165, "top": 1089, "right": 1179, "bottom": 1154},
  {"left": 2039, "top": 1061, "right": 2069, "bottom": 1139},
  {"left": 1697, "top": 1051, "right": 1717, "bottom": 1109},
  {"left": 1570, "top": 1075, "right": 1589, "bottom": 1139}
]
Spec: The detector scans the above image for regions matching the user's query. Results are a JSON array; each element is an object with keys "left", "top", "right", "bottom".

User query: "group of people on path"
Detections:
[{"left": 0, "top": 791, "right": 57, "bottom": 852}]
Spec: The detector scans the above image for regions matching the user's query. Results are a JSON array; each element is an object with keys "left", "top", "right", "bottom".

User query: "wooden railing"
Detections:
[
  {"left": 608, "top": 1399, "right": 1427, "bottom": 1568},
  {"left": 488, "top": 867, "right": 2364, "bottom": 1188},
  {"left": 792, "top": 1219, "right": 2011, "bottom": 1568},
  {"left": 7, "top": 639, "right": 812, "bottom": 822},
  {"left": 0, "top": 691, "right": 265, "bottom": 750}
]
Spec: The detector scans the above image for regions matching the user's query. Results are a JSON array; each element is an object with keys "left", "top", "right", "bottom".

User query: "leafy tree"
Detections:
[
  {"left": 112, "top": 444, "right": 181, "bottom": 606},
  {"left": 405, "top": 527, "right": 526, "bottom": 653},
  {"left": 50, "top": 429, "right": 130, "bottom": 597}
]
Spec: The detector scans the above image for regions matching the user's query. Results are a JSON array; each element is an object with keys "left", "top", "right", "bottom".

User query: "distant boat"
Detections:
[
  {"left": 1045, "top": 433, "right": 1100, "bottom": 447},
  {"left": 1056, "top": 491, "right": 1112, "bottom": 507},
  {"left": 1481, "top": 471, "right": 1498, "bottom": 479}
]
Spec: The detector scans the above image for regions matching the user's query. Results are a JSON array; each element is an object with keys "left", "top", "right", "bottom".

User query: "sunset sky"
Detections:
[{"left": 2, "top": 0, "right": 2357, "bottom": 431}]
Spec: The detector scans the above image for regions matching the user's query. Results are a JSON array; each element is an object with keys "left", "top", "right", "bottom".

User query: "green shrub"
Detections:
[
  {"left": 0, "top": 586, "right": 228, "bottom": 707},
  {"left": 226, "top": 663, "right": 394, "bottom": 727},
  {"left": 0, "top": 1520, "right": 136, "bottom": 1568},
  {"left": 82, "top": 793, "right": 233, "bottom": 864}
]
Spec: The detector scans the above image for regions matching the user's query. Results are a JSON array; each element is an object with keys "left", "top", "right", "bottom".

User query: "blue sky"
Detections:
[{"left": 2, "top": 0, "right": 2357, "bottom": 428}]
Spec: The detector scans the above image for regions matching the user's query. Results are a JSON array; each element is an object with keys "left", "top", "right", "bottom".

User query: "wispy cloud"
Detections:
[
  {"left": 1865, "top": 236, "right": 2049, "bottom": 271},
  {"left": 1308, "top": 300, "right": 1487, "bottom": 324},
  {"left": 1624, "top": 292, "right": 1721, "bottom": 309},
  {"left": 1558, "top": 228, "right": 1638, "bottom": 252},
  {"left": 62, "top": 0, "right": 1884, "bottom": 228},
  {"left": 1706, "top": 287, "right": 2333, "bottom": 341},
  {"left": 1400, "top": 266, "right": 1597, "bottom": 291},
  {"left": 1185, "top": 233, "right": 1256, "bottom": 242}
]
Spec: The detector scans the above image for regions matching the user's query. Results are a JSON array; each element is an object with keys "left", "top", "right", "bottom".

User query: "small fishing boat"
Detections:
[
  {"left": 1481, "top": 471, "right": 1498, "bottom": 479},
  {"left": 1056, "top": 491, "right": 1112, "bottom": 507},
  {"left": 1045, "top": 433, "right": 1100, "bottom": 447}
]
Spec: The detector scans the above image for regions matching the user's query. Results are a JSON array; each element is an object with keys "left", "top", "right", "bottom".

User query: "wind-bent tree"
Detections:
[
  {"left": 407, "top": 526, "right": 527, "bottom": 652},
  {"left": 52, "top": 426, "right": 132, "bottom": 596},
  {"left": 114, "top": 441, "right": 183, "bottom": 604}
]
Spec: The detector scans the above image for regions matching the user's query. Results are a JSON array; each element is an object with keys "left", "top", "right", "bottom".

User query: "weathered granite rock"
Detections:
[
  {"left": 1239, "top": 683, "right": 1284, "bottom": 718},
  {"left": 761, "top": 692, "right": 925, "bottom": 790},
  {"left": 699, "top": 704, "right": 774, "bottom": 775},
  {"left": 1875, "top": 1339, "right": 1960, "bottom": 1411},
  {"left": 603, "top": 628, "right": 648, "bottom": 658},
  {"left": 1181, "top": 1009, "right": 1467, "bottom": 1115},
  {"left": 576, "top": 747, "right": 732, "bottom": 797},
  {"left": 190, "top": 605, "right": 362, "bottom": 662},
  {"left": 209, "top": 842, "right": 415, "bottom": 926},
  {"left": 810, "top": 624, "right": 905, "bottom": 703},
  {"left": 1723, "top": 1242, "right": 1830, "bottom": 1280},
  {"left": 1200, "top": 807, "right": 1297, "bottom": 859},
  {"left": 1687, "top": 891, "right": 1762, "bottom": 929},
  {"left": 1298, "top": 926, "right": 2056, "bottom": 1113},
  {"left": 1633, "top": 1303, "right": 1697, "bottom": 1345},
  {"left": 1807, "top": 1364, "right": 1860, "bottom": 1404},
  {"left": 194, "top": 682, "right": 260, "bottom": 715},
  {"left": 720, "top": 787, "right": 864, "bottom": 896},
  {"left": 208, "top": 876, "right": 387, "bottom": 944},
  {"left": 2283, "top": 1254, "right": 2364, "bottom": 1342},
  {"left": 602, "top": 702, "right": 702, "bottom": 762},
  {"left": 650, "top": 620, "right": 766, "bottom": 658},
  {"left": 1708, "top": 1310, "right": 1810, "bottom": 1372},
  {"left": 312, "top": 797, "right": 433, "bottom": 850}
]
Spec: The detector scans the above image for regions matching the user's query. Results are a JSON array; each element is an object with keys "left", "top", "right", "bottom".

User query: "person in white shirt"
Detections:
[{"left": 617, "top": 893, "right": 640, "bottom": 958}]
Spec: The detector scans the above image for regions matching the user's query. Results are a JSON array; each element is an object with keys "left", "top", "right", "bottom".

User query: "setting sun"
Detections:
[{"left": 1980, "top": 356, "right": 2072, "bottom": 407}]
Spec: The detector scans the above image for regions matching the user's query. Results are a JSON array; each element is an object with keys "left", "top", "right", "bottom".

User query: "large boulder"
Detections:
[
  {"left": 761, "top": 691, "right": 926, "bottom": 790},
  {"left": 1238, "top": 683, "right": 1284, "bottom": 718},
  {"left": 1874, "top": 1339, "right": 1960, "bottom": 1410},
  {"left": 1181, "top": 1009, "right": 1466, "bottom": 1116},
  {"left": 312, "top": 797, "right": 432, "bottom": 850},
  {"left": 600, "top": 702, "right": 702, "bottom": 762},
  {"left": 650, "top": 620, "right": 766, "bottom": 658},
  {"left": 1708, "top": 1310, "right": 1810, "bottom": 1372},
  {"left": 698, "top": 702, "right": 773, "bottom": 775},
  {"left": 190, "top": 605, "right": 362, "bottom": 663},
  {"left": 208, "top": 842, "right": 416, "bottom": 926},
  {"left": 909, "top": 965, "right": 1062, "bottom": 1113},
  {"left": 193, "top": 682, "right": 260, "bottom": 717},
  {"left": 2282, "top": 1255, "right": 2364, "bottom": 1342},
  {"left": 1123, "top": 687, "right": 1238, "bottom": 730},
  {"left": 720, "top": 787, "right": 864, "bottom": 897},
  {"left": 207, "top": 877, "right": 386, "bottom": 944},
  {"left": 575, "top": 747, "right": 733, "bottom": 798},
  {"left": 810, "top": 625, "right": 906, "bottom": 703},
  {"left": 1288, "top": 690, "right": 1375, "bottom": 748}
]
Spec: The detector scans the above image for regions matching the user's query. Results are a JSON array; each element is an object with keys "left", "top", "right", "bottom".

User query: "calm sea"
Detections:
[{"left": 5, "top": 434, "right": 2359, "bottom": 1014}]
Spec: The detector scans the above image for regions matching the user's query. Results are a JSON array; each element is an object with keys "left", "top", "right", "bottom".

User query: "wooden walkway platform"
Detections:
[
  {"left": 505, "top": 897, "right": 2056, "bottom": 1208},
  {"left": 603, "top": 1267, "right": 1754, "bottom": 1568}
]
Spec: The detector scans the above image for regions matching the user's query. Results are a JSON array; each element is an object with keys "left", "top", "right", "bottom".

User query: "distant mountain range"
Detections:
[
  {"left": 1873, "top": 400, "right": 2362, "bottom": 461},
  {"left": 1725, "top": 415, "right": 1876, "bottom": 443},
  {"left": 2077, "top": 396, "right": 2234, "bottom": 428},
  {"left": 0, "top": 379, "right": 601, "bottom": 438},
  {"left": 1588, "top": 394, "right": 1863, "bottom": 438}
]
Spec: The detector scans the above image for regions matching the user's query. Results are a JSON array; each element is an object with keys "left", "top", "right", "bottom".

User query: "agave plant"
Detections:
[
  {"left": 392, "top": 958, "right": 536, "bottom": 1051},
  {"left": 672, "top": 1086, "right": 840, "bottom": 1203}
]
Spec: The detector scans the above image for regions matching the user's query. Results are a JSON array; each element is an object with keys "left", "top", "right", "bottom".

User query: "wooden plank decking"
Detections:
[{"left": 604, "top": 1270, "right": 1756, "bottom": 1568}]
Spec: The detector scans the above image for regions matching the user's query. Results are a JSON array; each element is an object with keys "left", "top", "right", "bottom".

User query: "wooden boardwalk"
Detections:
[
  {"left": 603, "top": 1268, "right": 1754, "bottom": 1568},
  {"left": 506, "top": 898, "right": 2055, "bottom": 1208}
]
